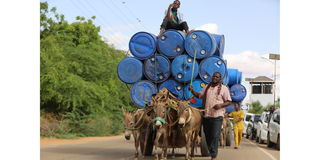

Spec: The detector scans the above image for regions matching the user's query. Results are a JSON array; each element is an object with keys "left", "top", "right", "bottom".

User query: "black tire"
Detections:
[
  {"left": 267, "top": 132, "right": 273, "bottom": 148},
  {"left": 200, "top": 126, "right": 210, "bottom": 157},
  {"left": 276, "top": 134, "right": 280, "bottom": 150},
  {"left": 140, "top": 125, "right": 154, "bottom": 156},
  {"left": 226, "top": 127, "right": 232, "bottom": 146}
]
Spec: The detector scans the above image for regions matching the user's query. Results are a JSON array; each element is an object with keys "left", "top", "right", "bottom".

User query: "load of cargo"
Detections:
[{"left": 117, "top": 29, "right": 247, "bottom": 112}]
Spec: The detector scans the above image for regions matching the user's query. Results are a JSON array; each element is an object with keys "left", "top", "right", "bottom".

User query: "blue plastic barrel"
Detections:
[
  {"left": 199, "top": 56, "right": 227, "bottom": 84},
  {"left": 157, "top": 30, "right": 186, "bottom": 59},
  {"left": 227, "top": 68, "right": 239, "bottom": 86},
  {"left": 159, "top": 79, "right": 184, "bottom": 100},
  {"left": 171, "top": 54, "right": 199, "bottom": 83},
  {"left": 225, "top": 103, "right": 236, "bottom": 114},
  {"left": 117, "top": 57, "right": 143, "bottom": 84},
  {"left": 229, "top": 84, "right": 247, "bottom": 102},
  {"left": 130, "top": 80, "right": 158, "bottom": 108},
  {"left": 185, "top": 30, "right": 217, "bottom": 59},
  {"left": 129, "top": 32, "right": 157, "bottom": 60},
  {"left": 222, "top": 69, "right": 229, "bottom": 85},
  {"left": 144, "top": 55, "right": 171, "bottom": 83},
  {"left": 211, "top": 34, "right": 225, "bottom": 58},
  {"left": 237, "top": 71, "right": 242, "bottom": 84},
  {"left": 184, "top": 79, "right": 208, "bottom": 108}
]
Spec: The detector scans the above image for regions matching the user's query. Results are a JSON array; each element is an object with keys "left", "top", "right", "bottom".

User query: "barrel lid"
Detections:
[
  {"left": 171, "top": 54, "right": 199, "bottom": 83},
  {"left": 157, "top": 29, "right": 185, "bottom": 59},
  {"left": 130, "top": 80, "right": 158, "bottom": 108},
  {"left": 129, "top": 32, "right": 157, "bottom": 60},
  {"left": 230, "top": 84, "right": 247, "bottom": 102},
  {"left": 144, "top": 55, "right": 171, "bottom": 83},
  {"left": 185, "top": 30, "right": 217, "bottom": 59},
  {"left": 199, "top": 56, "right": 227, "bottom": 84},
  {"left": 117, "top": 57, "right": 143, "bottom": 84}
]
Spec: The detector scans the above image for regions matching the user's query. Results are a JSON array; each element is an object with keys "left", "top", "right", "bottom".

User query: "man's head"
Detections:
[
  {"left": 211, "top": 72, "right": 222, "bottom": 84},
  {"left": 173, "top": 0, "right": 180, "bottom": 9}
]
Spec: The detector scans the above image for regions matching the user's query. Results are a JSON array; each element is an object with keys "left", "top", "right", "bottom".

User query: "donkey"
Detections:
[
  {"left": 152, "top": 101, "right": 180, "bottom": 160},
  {"left": 177, "top": 101, "right": 202, "bottom": 160},
  {"left": 122, "top": 108, "right": 152, "bottom": 159}
]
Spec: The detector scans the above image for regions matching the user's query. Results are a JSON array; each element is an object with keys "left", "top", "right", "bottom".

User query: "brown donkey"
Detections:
[
  {"left": 122, "top": 108, "right": 153, "bottom": 159},
  {"left": 177, "top": 101, "right": 202, "bottom": 160},
  {"left": 153, "top": 101, "right": 182, "bottom": 160}
]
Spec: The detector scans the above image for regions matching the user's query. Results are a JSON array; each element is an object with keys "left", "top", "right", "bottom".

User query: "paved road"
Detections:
[{"left": 41, "top": 136, "right": 280, "bottom": 160}]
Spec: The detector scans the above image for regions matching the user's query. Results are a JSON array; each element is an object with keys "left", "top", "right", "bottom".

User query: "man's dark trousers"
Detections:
[
  {"left": 160, "top": 18, "right": 189, "bottom": 32},
  {"left": 203, "top": 116, "right": 223, "bottom": 158}
]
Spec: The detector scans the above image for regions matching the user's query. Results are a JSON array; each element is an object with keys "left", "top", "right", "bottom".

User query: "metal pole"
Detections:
[{"left": 274, "top": 60, "right": 276, "bottom": 106}]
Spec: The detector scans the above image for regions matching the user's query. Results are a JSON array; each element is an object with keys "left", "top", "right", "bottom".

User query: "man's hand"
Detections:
[
  {"left": 213, "top": 104, "right": 222, "bottom": 110},
  {"left": 188, "top": 86, "right": 194, "bottom": 92}
]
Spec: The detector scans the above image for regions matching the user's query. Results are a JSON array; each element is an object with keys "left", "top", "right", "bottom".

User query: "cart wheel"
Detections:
[{"left": 200, "top": 125, "right": 210, "bottom": 157}]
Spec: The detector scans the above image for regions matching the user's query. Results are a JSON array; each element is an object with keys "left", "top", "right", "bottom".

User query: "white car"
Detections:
[
  {"left": 267, "top": 109, "right": 280, "bottom": 150},
  {"left": 243, "top": 113, "right": 254, "bottom": 136},
  {"left": 256, "top": 111, "right": 270, "bottom": 143}
]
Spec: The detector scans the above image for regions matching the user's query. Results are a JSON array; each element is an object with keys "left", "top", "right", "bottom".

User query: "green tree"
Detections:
[
  {"left": 40, "top": 2, "right": 135, "bottom": 137},
  {"left": 248, "top": 101, "right": 265, "bottom": 114}
]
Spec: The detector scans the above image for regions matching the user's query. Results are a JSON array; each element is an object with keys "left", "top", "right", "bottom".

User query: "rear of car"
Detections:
[
  {"left": 243, "top": 113, "right": 254, "bottom": 136},
  {"left": 256, "top": 111, "right": 270, "bottom": 143},
  {"left": 267, "top": 109, "right": 280, "bottom": 150}
]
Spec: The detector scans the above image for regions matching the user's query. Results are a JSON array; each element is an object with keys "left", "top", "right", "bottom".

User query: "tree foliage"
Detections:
[
  {"left": 40, "top": 2, "right": 134, "bottom": 137},
  {"left": 248, "top": 101, "right": 265, "bottom": 114}
]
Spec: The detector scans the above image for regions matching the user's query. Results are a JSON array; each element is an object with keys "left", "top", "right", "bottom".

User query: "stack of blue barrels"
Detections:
[{"left": 117, "top": 30, "right": 246, "bottom": 111}]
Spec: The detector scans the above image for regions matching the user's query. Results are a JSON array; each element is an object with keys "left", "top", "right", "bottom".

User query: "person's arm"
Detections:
[
  {"left": 213, "top": 85, "right": 232, "bottom": 109},
  {"left": 166, "top": 3, "right": 173, "bottom": 20},
  {"left": 189, "top": 85, "right": 206, "bottom": 99},
  {"left": 214, "top": 101, "right": 231, "bottom": 110}
]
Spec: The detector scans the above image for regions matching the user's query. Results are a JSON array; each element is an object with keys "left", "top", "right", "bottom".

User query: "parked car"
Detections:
[
  {"left": 243, "top": 113, "right": 254, "bottom": 137},
  {"left": 256, "top": 111, "right": 270, "bottom": 143},
  {"left": 267, "top": 108, "right": 280, "bottom": 150},
  {"left": 246, "top": 114, "right": 261, "bottom": 140}
]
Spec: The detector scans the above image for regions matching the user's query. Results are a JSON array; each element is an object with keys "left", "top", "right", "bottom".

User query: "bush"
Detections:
[{"left": 40, "top": 2, "right": 137, "bottom": 138}]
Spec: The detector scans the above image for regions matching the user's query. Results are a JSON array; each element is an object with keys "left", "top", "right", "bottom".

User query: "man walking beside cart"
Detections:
[{"left": 189, "top": 72, "right": 232, "bottom": 160}]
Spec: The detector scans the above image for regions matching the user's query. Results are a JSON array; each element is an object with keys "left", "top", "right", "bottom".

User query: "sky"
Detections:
[{"left": 41, "top": 0, "right": 280, "bottom": 104}]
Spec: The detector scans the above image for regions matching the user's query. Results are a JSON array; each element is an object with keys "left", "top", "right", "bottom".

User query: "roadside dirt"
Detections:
[{"left": 40, "top": 134, "right": 123, "bottom": 147}]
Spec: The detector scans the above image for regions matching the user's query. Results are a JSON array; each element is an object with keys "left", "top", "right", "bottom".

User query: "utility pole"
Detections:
[{"left": 269, "top": 53, "right": 280, "bottom": 106}]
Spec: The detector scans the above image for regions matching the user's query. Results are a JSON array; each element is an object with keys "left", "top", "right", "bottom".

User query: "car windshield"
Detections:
[
  {"left": 254, "top": 115, "right": 261, "bottom": 122},
  {"left": 245, "top": 115, "right": 252, "bottom": 121}
]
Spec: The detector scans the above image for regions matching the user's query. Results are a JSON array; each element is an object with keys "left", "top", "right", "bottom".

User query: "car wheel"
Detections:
[
  {"left": 276, "top": 134, "right": 280, "bottom": 150},
  {"left": 267, "top": 132, "right": 273, "bottom": 148}
]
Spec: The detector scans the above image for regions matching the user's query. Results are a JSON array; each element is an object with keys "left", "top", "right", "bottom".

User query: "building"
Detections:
[{"left": 245, "top": 76, "right": 274, "bottom": 106}]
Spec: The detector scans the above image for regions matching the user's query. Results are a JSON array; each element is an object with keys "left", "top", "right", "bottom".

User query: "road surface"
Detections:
[{"left": 41, "top": 135, "right": 280, "bottom": 160}]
